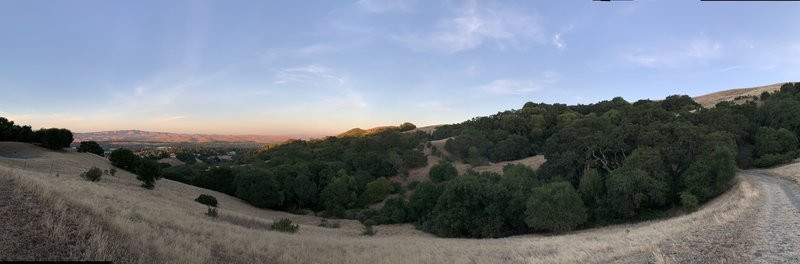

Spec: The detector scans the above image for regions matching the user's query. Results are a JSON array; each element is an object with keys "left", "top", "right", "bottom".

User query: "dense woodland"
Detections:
[
  {"left": 4, "top": 83, "right": 800, "bottom": 238},
  {"left": 164, "top": 83, "right": 800, "bottom": 238}
]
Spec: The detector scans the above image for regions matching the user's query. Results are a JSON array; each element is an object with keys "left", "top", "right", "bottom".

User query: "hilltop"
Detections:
[{"left": 691, "top": 83, "right": 786, "bottom": 108}]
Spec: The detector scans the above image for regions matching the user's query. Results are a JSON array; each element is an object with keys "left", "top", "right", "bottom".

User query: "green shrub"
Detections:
[
  {"left": 206, "top": 206, "right": 218, "bottom": 217},
  {"left": 81, "top": 167, "right": 103, "bottom": 182},
  {"left": 428, "top": 161, "right": 458, "bottom": 183},
  {"left": 752, "top": 151, "right": 796, "bottom": 168},
  {"left": 195, "top": 194, "right": 218, "bottom": 207},
  {"left": 680, "top": 192, "right": 699, "bottom": 212},
  {"left": 362, "top": 220, "right": 376, "bottom": 236},
  {"left": 407, "top": 180, "right": 420, "bottom": 190},
  {"left": 271, "top": 218, "right": 299, "bottom": 233},
  {"left": 319, "top": 219, "right": 341, "bottom": 228}
]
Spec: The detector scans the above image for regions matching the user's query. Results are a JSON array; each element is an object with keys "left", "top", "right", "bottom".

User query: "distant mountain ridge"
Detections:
[{"left": 74, "top": 130, "right": 307, "bottom": 144}]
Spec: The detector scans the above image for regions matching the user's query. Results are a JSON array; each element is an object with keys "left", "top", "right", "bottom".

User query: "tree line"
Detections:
[
  {"left": 162, "top": 129, "right": 429, "bottom": 216},
  {"left": 0, "top": 117, "right": 73, "bottom": 150}
]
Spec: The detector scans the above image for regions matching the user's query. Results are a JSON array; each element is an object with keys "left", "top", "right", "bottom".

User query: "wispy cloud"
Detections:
[
  {"left": 323, "top": 88, "right": 368, "bottom": 109},
  {"left": 356, "top": 0, "right": 415, "bottom": 13},
  {"left": 154, "top": 115, "right": 188, "bottom": 122},
  {"left": 273, "top": 64, "right": 367, "bottom": 109},
  {"left": 392, "top": 0, "right": 544, "bottom": 54},
  {"left": 274, "top": 65, "right": 341, "bottom": 84},
  {"left": 479, "top": 79, "right": 541, "bottom": 95},
  {"left": 262, "top": 44, "right": 337, "bottom": 63},
  {"left": 416, "top": 101, "right": 453, "bottom": 111},
  {"left": 552, "top": 25, "right": 573, "bottom": 50},
  {"left": 478, "top": 71, "right": 559, "bottom": 95},
  {"left": 295, "top": 44, "right": 335, "bottom": 55},
  {"left": 622, "top": 36, "right": 723, "bottom": 68}
]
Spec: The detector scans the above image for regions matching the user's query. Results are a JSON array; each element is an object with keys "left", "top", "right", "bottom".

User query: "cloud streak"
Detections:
[
  {"left": 622, "top": 36, "right": 723, "bottom": 68},
  {"left": 392, "top": 0, "right": 544, "bottom": 54}
]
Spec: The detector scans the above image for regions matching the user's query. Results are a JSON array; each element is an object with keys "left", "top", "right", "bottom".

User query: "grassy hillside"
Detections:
[{"left": 0, "top": 142, "right": 762, "bottom": 263}]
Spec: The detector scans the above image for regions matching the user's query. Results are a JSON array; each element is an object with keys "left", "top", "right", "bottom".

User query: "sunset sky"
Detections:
[{"left": 1, "top": 0, "right": 798, "bottom": 135}]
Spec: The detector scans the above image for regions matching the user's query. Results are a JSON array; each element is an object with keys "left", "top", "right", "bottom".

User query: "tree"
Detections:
[
  {"left": 406, "top": 181, "right": 443, "bottom": 224},
  {"left": 754, "top": 127, "right": 798, "bottom": 160},
  {"left": 605, "top": 169, "right": 669, "bottom": 219},
  {"left": 77, "top": 141, "right": 104, "bottom": 156},
  {"left": 398, "top": 122, "right": 417, "bottom": 132},
  {"left": 429, "top": 175, "right": 507, "bottom": 238},
  {"left": 578, "top": 168, "right": 604, "bottom": 208},
  {"left": 135, "top": 159, "right": 162, "bottom": 189},
  {"left": 195, "top": 194, "right": 218, "bottom": 207},
  {"left": 320, "top": 170, "right": 357, "bottom": 217},
  {"left": 193, "top": 167, "right": 236, "bottom": 195},
  {"left": 428, "top": 160, "right": 458, "bottom": 183},
  {"left": 39, "top": 128, "right": 73, "bottom": 150},
  {"left": 359, "top": 177, "right": 393, "bottom": 206},
  {"left": 234, "top": 170, "right": 285, "bottom": 209},
  {"left": 109, "top": 148, "right": 139, "bottom": 170},
  {"left": 0, "top": 117, "right": 16, "bottom": 141},
  {"left": 525, "top": 181, "right": 587, "bottom": 232},
  {"left": 176, "top": 152, "right": 197, "bottom": 164}
]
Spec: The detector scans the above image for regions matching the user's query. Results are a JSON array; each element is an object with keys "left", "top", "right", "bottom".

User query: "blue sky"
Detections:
[{"left": 1, "top": 0, "right": 798, "bottom": 135}]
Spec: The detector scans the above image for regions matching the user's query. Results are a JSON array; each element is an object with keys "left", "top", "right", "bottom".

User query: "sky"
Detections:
[{"left": 1, "top": 0, "right": 799, "bottom": 135}]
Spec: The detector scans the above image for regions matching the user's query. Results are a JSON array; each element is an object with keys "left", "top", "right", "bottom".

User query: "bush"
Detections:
[
  {"left": 362, "top": 220, "right": 376, "bottom": 236},
  {"left": 206, "top": 206, "right": 218, "bottom": 217},
  {"left": 109, "top": 168, "right": 117, "bottom": 176},
  {"left": 680, "top": 192, "right": 699, "bottom": 212},
  {"left": 525, "top": 181, "right": 588, "bottom": 232},
  {"left": 195, "top": 194, "right": 218, "bottom": 207},
  {"left": 428, "top": 161, "right": 458, "bottom": 183},
  {"left": 81, "top": 167, "right": 103, "bottom": 182},
  {"left": 752, "top": 151, "right": 796, "bottom": 168},
  {"left": 271, "top": 218, "right": 299, "bottom": 233},
  {"left": 319, "top": 219, "right": 341, "bottom": 228}
]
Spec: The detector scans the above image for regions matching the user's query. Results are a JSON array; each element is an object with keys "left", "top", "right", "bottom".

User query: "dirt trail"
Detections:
[
  {"left": 643, "top": 171, "right": 800, "bottom": 263},
  {"left": 747, "top": 172, "right": 800, "bottom": 263}
]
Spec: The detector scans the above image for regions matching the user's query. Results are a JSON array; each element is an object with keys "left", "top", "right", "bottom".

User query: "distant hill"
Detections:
[
  {"left": 338, "top": 126, "right": 399, "bottom": 138},
  {"left": 74, "top": 130, "right": 306, "bottom": 144},
  {"left": 337, "top": 122, "right": 419, "bottom": 138},
  {"left": 692, "top": 83, "right": 786, "bottom": 108}
]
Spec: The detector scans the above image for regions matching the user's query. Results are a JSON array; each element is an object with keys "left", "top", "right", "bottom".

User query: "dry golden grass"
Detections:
[
  {"left": 404, "top": 125, "right": 442, "bottom": 134},
  {"left": 753, "top": 159, "right": 800, "bottom": 186},
  {"left": 0, "top": 142, "right": 761, "bottom": 263},
  {"left": 0, "top": 168, "right": 153, "bottom": 262},
  {"left": 394, "top": 138, "right": 545, "bottom": 187},
  {"left": 691, "top": 83, "right": 784, "bottom": 108}
]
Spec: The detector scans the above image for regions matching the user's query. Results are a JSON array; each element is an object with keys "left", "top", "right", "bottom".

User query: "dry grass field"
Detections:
[
  {"left": 691, "top": 83, "right": 784, "bottom": 108},
  {"left": 0, "top": 142, "right": 768, "bottom": 263}
]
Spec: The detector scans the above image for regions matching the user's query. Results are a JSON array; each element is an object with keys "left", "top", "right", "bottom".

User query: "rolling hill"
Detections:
[{"left": 74, "top": 130, "right": 308, "bottom": 144}]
